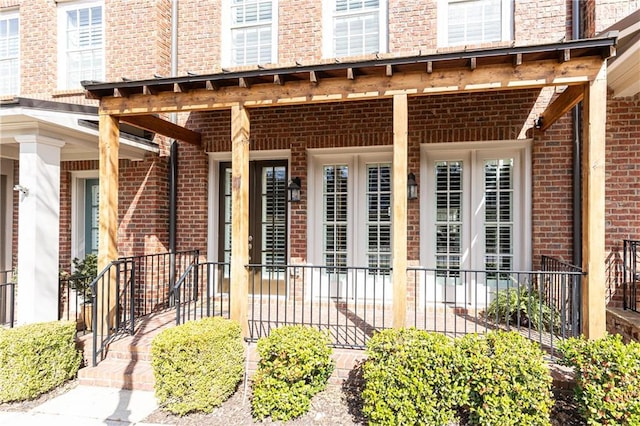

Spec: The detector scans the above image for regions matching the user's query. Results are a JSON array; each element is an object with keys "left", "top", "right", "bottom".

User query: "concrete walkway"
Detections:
[{"left": 0, "top": 385, "right": 166, "bottom": 426}]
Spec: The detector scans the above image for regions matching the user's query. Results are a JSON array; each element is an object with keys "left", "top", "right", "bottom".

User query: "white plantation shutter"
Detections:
[
  {"left": 366, "top": 163, "right": 392, "bottom": 272},
  {"left": 434, "top": 161, "right": 463, "bottom": 277},
  {"left": 439, "top": 0, "right": 510, "bottom": 47},
  {"left": 0, "top": 13, "right": 19, "bottom": 95},
  {"left": 230, "top": 0, "right": 274, "bottom": 66},
  {"left": 323, "top": 165, "right": 349, "bottom": 270},
  {"left": 332, "top": 0, "right": 382, "bottom": 57},
  {"left": 62, "top": 3, "right": 103, "bottom": 89},
  {"left": 484, "top": 159, "right": 514, "bottom": 275}
]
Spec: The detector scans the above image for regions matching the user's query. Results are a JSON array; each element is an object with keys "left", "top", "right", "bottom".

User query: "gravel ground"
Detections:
[{"left": 143, "top": 364, "right": 585, "bottom": 426}]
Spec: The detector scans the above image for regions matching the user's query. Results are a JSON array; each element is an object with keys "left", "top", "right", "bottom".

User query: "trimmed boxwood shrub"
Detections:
[
  {"left": 455, "top": 331, "right": 553, "bottom": 426},
  {"left": 251, "top": 325, "right": 334, "bottom": 421},
  {"left": 151, "top": 317, "right": 244, "bottom": 416},
  {"left": 361, "top": 328, "right": 465, "bottom": 425},
  {"left": 0, "top": 321, "right": 81, "bottom": 403},
  {"left": 559, "top": 334, "right": 640, "bottom": 425}
]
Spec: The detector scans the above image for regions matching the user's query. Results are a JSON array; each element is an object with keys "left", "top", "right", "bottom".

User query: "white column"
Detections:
[{"left": 15, "top": 135, "right": 65, "bottom": 324}]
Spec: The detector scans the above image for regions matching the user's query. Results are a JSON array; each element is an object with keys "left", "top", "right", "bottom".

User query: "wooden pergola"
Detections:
[{"left": 84, "top": 33, "right": 617, "bottom": 339}]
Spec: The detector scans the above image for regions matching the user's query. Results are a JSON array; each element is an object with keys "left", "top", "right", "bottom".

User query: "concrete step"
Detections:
[{"left": 78, "top": 358, "right": 155, "bottom": 391}]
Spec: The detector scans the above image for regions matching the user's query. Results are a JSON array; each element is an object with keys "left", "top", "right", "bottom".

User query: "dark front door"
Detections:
[{"left": 219, "top": 161, "right": 288, "bottom": 295}]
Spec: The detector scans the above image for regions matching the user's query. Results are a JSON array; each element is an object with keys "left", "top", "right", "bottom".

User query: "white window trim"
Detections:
[
  {"left": 307, "top": 146, "right": 393, "bottom": 266},
  {"left": 220, "top": 0, "right": 279, "bottom": 68},
  {"left": 322, "top": 0, "right": 388, "bottom": 59},
  {"left": 436, "top": 0, "right": 513, "bottom": 48},
  {"left": 0, "top": 10, "right": 20, "bottom": 96},
  {"left": 207, "top": 150, "right": 290, "bottom": 263},
  {"left": 70, "top": 170, "right": 98, "bottom": 265},
  {"left": 419, "top": 140, "right": 532, "bottom": 271},
  {"left": 57, "top": 0, "right": 105, "bottom": 90}
]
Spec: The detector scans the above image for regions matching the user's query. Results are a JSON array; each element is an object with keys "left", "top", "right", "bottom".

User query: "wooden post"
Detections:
[
  {"left": 97, "top": 114, "right": 119, "bottom": 336},
  {"left": 230, "top": 103, "right": 250, "bottom": 337},
  {"left": 392, "top": 94, "right": 408, "bottom": 329},
  {"left": 581, "top": 62, "right": 607, "bottom": 339}
]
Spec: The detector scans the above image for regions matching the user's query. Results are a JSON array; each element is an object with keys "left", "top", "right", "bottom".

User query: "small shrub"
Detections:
[
  {"left": 362, "top": 328, "right": 465, "bottom": 426},
  {"left": 151, "top": 317, "right": 244, "bottom": 416},
  {"left": 559, "top": 334, "right": 640, "bottom": 425},
  {"left": 251, "top": 325, "right": 334, "bottom": 421},
  {"left": 456, "top": 331, "right": 553, "bottom": 426},
  {"left": 0, "top": 321, "right": 82, "bottom": 403},
  {"left": 486, "top": 286, "right": 559, "bottom": 333}
]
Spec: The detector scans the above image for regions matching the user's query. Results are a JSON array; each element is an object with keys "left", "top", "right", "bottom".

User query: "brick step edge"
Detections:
[{"left": 78, "top": 359, "right": 155, "bottom": 391}]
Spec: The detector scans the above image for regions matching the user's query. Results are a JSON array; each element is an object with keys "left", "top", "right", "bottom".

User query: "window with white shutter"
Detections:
[
  {"left": 323, "top": 0, "right": 387, "bottom": 58},
  {"left": 57, "top": 1, "right": 104, "bottom": 90},
  {"left": 0, "top": 12, "right": 19, "bottom": 96},
  {"left": 437, "top": 0, "right": 512, "bottom": 47},
  {"left": 223, "top": 0, "right": 278, "bottom": 67}
]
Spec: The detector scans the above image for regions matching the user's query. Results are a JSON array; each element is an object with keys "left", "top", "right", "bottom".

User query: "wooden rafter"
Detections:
[
  {"left": 539, "top": 85, "right": 585, "bottom": 131},
  {"left": 119, "top": 114, "right": 202, "bottom": 146},
  {"left": 98, "top": 57, "right": 605, "bottom": 116}
]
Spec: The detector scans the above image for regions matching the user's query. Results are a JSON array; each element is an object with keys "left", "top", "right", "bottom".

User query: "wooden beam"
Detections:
[
  {"left": 273, "top": 74, "right": 284, "bottom": 85},
  {"left": 347, "top": 67, "right": 355, "bottom": 80},
  {"left": 386, "top": 64, "right": 393, "bottom": 77},
  {"left": 581, "top": 62, "right": 607, "bottom": 340},
  {"left": 97, "top": 114, "right": 119, "bottom": 336},
  {"left": 560, "top": 49, "right": 571, "bottom": 63},
  {"left": 309, "top": 70, "right": 318, "bottom": 85},
  {"left": 513, "top": 53, "right": 522, "bottom": 66},
  {"left": 119, "top": 114, "right": 202, "bottom": 146},
  {"left": 539, "top": 85, "right": 584, "bottom": 131},
  {"left": 239, "top": 77, "right": 250, "bottom": 88},
  {"left": 426, "top": 61, "right": 433, "bottom": 74},
  {"left": 205, "top": 80, "right": 218, "bottom": 91},
  {"left": 392, "top": 93, "right": 408, "bottom": 329},
  {"left": 230, "top": 103, "right": 250, "bottom": 338},
  {"left": 99, "top": 57, "right": 606, "bottom": 115},
  {"left": 470, "top": 57, "right": 477, "bottom": 70}
]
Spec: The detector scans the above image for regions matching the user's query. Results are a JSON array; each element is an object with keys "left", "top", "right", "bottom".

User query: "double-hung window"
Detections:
[
  {"left": 0, "top": 11, "right": 19, "bottom": 96},
  {"left": 58, "top": 1, "right": 104, "bottom": 90},
  {"left": 437, "top": 0, "right": 512, "bottom": 47},
  {"left": 223, "top": 0, "right": 278, "bottom": 67},
  {"left": 323, "top": 0, "right": 387, "bottom": 58}
]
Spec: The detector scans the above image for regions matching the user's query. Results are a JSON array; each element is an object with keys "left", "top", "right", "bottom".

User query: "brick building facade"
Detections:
[{"left": 0, "top": 1, "right": 638, "bottom": 333}]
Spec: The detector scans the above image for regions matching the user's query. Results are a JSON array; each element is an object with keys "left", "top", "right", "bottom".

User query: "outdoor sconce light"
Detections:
[
  {"left": 288, "top": 177, "right": 301, "bottom": 203},
  {"left": 407, "top": 172, "right": 418, "bottom": 200},
  {"left": 13, "top": 184, "right": 29, "bottom": 197}
]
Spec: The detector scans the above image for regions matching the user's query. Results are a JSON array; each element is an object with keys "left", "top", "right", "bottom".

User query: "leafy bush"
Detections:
[
  {"left": 361, "top": 328, "right": 465, "bottom": 425},
  {"left": 151, "top": 317, "right": 244, "bottom": 415},
  {"left": 486, "top": 286, "right": 559, "bottom": 333},
  {"left": 559, "top": 334, "right": 640, "bottom": 425},
  {"left": 68, "top": 254, "right": 98, "bottom": 301},
  {"left": 0, "top": 321, "right": 82, "bottom": 402},
  {"left": 455, "top": 331, "right": 553, "bottom": 426},
  {"left": 251, "top": 325, "right": 334, "bottom": 421}
]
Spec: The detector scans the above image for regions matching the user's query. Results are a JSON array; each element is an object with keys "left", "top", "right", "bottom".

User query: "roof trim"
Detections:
[{"left": 82, "top": 34, "right": 618, "bottom": 99}]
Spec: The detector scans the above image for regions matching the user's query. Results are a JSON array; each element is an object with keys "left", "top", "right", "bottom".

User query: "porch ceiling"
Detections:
[
  {"left": 602, "top": 9, "right": 640, "bottom": 98},
  {"left": 83, "top": 34, "right": 617, "bottom": 117}
]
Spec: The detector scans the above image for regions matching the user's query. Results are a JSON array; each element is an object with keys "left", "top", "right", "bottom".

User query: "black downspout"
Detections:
[
  {"left": 169, "top": 141, "right": 178, "bottom": 300},
  {"left": 572, "top": 0, "right": 582, "bottom": 268}
]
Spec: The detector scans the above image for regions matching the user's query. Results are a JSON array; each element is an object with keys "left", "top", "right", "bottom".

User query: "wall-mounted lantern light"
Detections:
[
  {"left": 407, "top": 172, "right": 418, "bottom": 200},
  {"left": 288, "top": 177, "right": 301, "bottom": 203}
]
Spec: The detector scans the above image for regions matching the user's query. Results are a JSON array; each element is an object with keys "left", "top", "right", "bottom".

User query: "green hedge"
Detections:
[
  {"left": 456, "top": 331, "right": 553, "bottom": 426},
  {"left": 362, "top": 328, "right": 465, "bottom": 425},
  {"left": 251, "top": 325, "right": 334, "bottom": 421},
  {"left": 0, "top": 321, "right": 81, "bottom": 403},
  {"left": 151, "top": 317, "right": 244, "bottom": 416},
  {"left": 559, "top": 334, "right": 640, "bottom": 425}
]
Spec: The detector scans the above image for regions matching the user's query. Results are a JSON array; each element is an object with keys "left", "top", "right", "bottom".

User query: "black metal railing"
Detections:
[
  {"left": 87, "top": 250, "right": 199, "bottom": 366},
  {"left": 408, "top": 265, "right": 583, "bottom": 355},
  {"left": 173, "top": 262, "right": 231, "bottom": 325},
  {"left": 246, "top": 264, "right": 393, "bottom": 349},
  {"left": 0, "top": 269, "right": 15, "bottom": 328},
  {"left": 59, "top": 274, "right": 95, "bottom": 334},
  {"left": 623, "top": 240, "right": 640, "bottom": 312},
  {"left": 540, "top": 255, "right": 582, "bottom": 334}
]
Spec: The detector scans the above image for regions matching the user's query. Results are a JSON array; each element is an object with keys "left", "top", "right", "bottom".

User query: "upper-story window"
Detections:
[
  {"left": 0, "top": 11, "right": 19, "bottom": 96},
  {"left": 437, "top": 0, "right": 512, "bottom": 47},
  {"left": 57, "top": 0, "right": 104, "bottom": 90},
  {"left": 222, "top": 0, "right": 278, "bottom": 67},
  {"left": 323, "top": 0, "right": 387, "bottom": 58}
]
